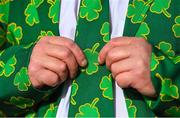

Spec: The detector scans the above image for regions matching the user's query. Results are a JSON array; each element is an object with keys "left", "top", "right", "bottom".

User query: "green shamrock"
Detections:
[
  {"left": 0, "top": 110, "right": 6, "bottom": 117},
  {"left": 165, "top": 106, "right": 180, "bottom": 116},
  {"left": 100, "top": 22, "right": 110, "bottom": 43},
  {"left": 80, "top": 0, "right": 102, "bottom": 21},
  {"left": 10, "top": 96, "right": 35, "bottom": 109},
  {"left": 0, "top": 27, "right": 6, "bottom": 46},
  {"left": 150, "top": 0, "right": 171, "bottom": 18},
  {"left": 156, "top": 41, "right": 175, "bottom": 57},
  {"left": 75, "top": 98, "right": 100, "bottom": 118},
  {"left": 126, "top": 99, "right": 137, "bottom": 117},
  {"left": 99, "top": 74, "right": 113, "bottom": 100},
  {"left": 150, "top": 53, "right": 165, "bottom": 71},
  {"left": 0, "top": 1, "right": 9, "bottom": 24},
  {"left": 155, "top": 73, "right": 179, "bottom": 102},
  {"left": 7, "top": 23, "right": 23, "bottom": 45},
  {"left": 47, "top": 0, "right": 60, "bottom": 23},
  {"left": 25, "top": 111, "right": 36, "bottom": 118},
  {"left": 172, "top": 56, "right": 180, "bottom": 64},
  {"left": 136, "top": 22, "right": 150, "bottom": 39},
  {"left": 82, "top": 43, "right": 100, "bottom": 75},
  {"left": 127, "top": 0, "right": 153, "bottom": 24},
  {"left": 71, "top": 80, "right": 79, "bottom": 105},
  {"left": 24, "top": 0, "right": 44, "bottom": 26},
  {"left": 0, "top": 55, "right": 17, "bottom": 77},
  {"left": 44, "top": 104, "right": 58, "bottom": 117},
  {"left": 172, "top": 16, "right": 180, "bottom": 38},
  {"left": 14, "top": 67, "right": 31, "bottom": 92},
  {"left": 37, "top": 30, "right": 55, "bottom": 40}
]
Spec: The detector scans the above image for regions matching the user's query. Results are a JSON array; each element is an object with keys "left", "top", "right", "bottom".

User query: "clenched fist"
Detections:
[
  {"left": 99, "top": 37, "right": 156, "bottom": 97},
  {"left": 28, "top": 36, "right": 87, "bottom": 88}
]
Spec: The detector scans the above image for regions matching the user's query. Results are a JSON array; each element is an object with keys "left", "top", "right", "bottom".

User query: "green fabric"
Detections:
[
  {"left": 68, "top": 0, "right": 114, "bottom": 117},
  {"left": 0, "top": 0, "right": 179, "bottom": 117}
]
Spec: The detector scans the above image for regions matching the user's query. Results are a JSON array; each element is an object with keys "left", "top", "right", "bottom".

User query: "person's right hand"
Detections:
[{"left": 28, "top": 36, "right": 87, "bottom": 88}]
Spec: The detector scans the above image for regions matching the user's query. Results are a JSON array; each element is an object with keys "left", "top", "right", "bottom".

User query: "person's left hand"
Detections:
[{"left": 99, "top": 37, "right": 156, "bottom": 97}]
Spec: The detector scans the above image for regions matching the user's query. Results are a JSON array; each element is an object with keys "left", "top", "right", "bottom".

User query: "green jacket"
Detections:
[{"left": 0, "top": 0, "right": 179, "bottom": 117}]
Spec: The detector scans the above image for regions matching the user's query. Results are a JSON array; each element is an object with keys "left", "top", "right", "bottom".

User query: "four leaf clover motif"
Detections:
[
  {"left": 126, "top": 99, "right": 137, "bottom": 117},
  {"left": 7, "top": 23, "right": 23, "bottom": 45},
  {"left": 172, "top": 16, "right": 180, "bottom": 38},
  {"left": 0, "top": 55, "right": 17, "bottom": 77},
  {"left": 80, "top": 0, "right": 102, "bottom": 21},
  {"left": 156, "top": 73, "right": 179, "bottom": 102},
  {"left": 47, "top": 0, "right": 60, "bottom": 23},
  {"left": 37, "top": 30, "right": 55, "bottom": 40},
  {"left": 156, "top": 41, "right": 175, "bottom": 58},
  {"left": 71, "top": 80, "right": 79, "bottom": 106},
  {"left": 100, "top": 22, "right": 110, "bottom": 43},
  {"left": 127, "top": 0, "right": 153, "bottom": 24},
  {"left": 136, "top": 22, "right": 150, "bottom": 39},
  {"left": 44, "top": 104, "right": 58, "bottom": 118},
  {"left": 99, "top": 74, "right": 113, "bottom": 100},
  {"left": 10, "top": 96, "right": 35, "bottom": 109},
  {"left": 75, "top": 98, "right": 100, "bottom": 117},
  {"left": 150, "top": 53, "right": 165, "bottom": 71},
  {"left": 82, "top": 43, "right": 100, "bottom": 75},
  {"left": 24, "top": 0, "right": 44, "bottom": 26},
  {"left": 150, "top": 0, "right": 171, "bottom": 18},
  {"left": 165, "top": 106, "right": 180, "bottom": 116},
  {"left": 0, "top": 1, "right": 9, "bottom": 24},
  {"left": 14, "top": 67, "right": 31, "bottom": 92}
]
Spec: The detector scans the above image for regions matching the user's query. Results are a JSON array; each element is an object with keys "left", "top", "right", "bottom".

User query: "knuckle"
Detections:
[
  {"left": 59, "top": 63, "right": 67, "bottom": 72},
  {"left": 63, "top": 48, "right": 71, "bottom": 58}
]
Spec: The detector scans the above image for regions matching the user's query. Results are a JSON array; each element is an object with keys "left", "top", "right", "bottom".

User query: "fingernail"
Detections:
[
  {"left": 81, "top": 59, "right": 87, "bottom": 67},
  {"left": 98, "top": 57, "right": 101, "bottom": 64}
]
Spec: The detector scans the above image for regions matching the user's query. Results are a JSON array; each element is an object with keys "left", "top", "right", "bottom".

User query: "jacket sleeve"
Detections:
[
  {"left": 0, "top": 4, "right": 56, "bottom": 117},
  {"left": 144, "top": 42, "right": 180, "bottom": 116}
]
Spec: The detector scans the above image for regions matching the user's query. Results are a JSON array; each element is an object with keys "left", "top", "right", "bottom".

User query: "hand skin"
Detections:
[
  {"left": 28, "top": 36, "right": 87, "bottom": 88},
  {"left": 99, "top": 37, "right": 156, "bottom": 97}
]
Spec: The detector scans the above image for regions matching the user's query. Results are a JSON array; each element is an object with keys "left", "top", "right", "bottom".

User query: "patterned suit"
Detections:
[{"left": 0, "top": 0, "right": 179, "bottom": 117}]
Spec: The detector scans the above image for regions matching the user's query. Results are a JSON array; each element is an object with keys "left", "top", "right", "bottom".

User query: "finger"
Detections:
[
  {"left": 99, "top": 37, "right": 133, "bottom": 64},
  {"left": 44, "top": 44, "right": 78, "bottom": 79},
  {"left": 115, "top": 71, "right": 133, "bottom": 88},
  {"left": 105, "top": 46, "right": 131, "bottom": 69},
  {"left": 34, "top": 69, "right": 60, "bottom": 87},
  {"left": 47, "top": 36, "right": 87, "bottom": 67},
  {"left": 111, "top": 58, "right": 134, "bottom": 78}
]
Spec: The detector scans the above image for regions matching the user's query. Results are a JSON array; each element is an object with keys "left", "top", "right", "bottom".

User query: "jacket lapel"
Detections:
[{"left": 123, "top": 0, "right": 154, "bottom": 37}]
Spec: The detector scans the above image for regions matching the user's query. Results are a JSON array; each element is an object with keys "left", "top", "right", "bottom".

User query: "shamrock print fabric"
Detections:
[{"left": 0, "top": 0, "right": 179, "bottom": 117}]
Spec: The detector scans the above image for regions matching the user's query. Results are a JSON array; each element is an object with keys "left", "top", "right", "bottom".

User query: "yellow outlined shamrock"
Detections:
[
  {"left": 47, "top": 0, "right": 60, "bottom": 23},
  {"left": 172, "top": 16, "right": 180, "bottom": 38},
  {"left": 127, "top": 0, "right": 153, "bottom": 24},
  {"left": 100, "top": 22, "right": 110, "bottom": 43},
  {"left": 25, "top": 110, "right": 36, "bottom": 118},
  {"left": 150, "top": 0, "right": 171, "bottom": 18},
  {"left": 0, "top": 0, "right": 9, "bottom": 24},
  {"left": 14, "top": 67, "right": 31, "bottom": 92},
  {"left": 126, "top": 99, "right": 137, "bottom": 117},
  {"left": 0, "top": 55, "right": 17, "bottom": 77},
  {"left": 44, "top": 104, "right": 58, "bottom": 117},
  {"left": 136, "top": 22, "right": 150, "bottom": 39},
  {"left": 150, "top": 53, "right": 165, "bottom": 71},
  {"left": 37, "top": 30, "right": 55, "bottom": 40},
  {"left": 80, "top": 0, "right": 102, "bottom": 21},
  {"left": 156, "top": 73, "right": 179, "bottom": 102},
  {"left": 99, "top": 74, "right": 113, "bottom": 100},
  {"left": 10, "top": 96, "right": 35, "bottom": 109},
  {"left": 71, "top": 80, "right": 79, "bottom": 105},
  {"left": 24, "top": 0, "right": 44, "bottom": 26},
  {"left": 82, "top": 43, "right": 100, "bottom": 75},
  {"left": 75, "top": 98, "right": 100, "bottom": 118},
  {"left": 7, "top": 23, "right": 23, "bottom": 45},
  {"left": 165, "top": 106, "right": 180, "bottom": 116}
]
